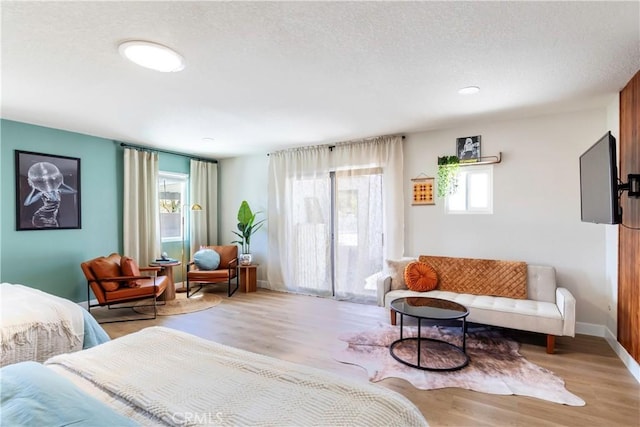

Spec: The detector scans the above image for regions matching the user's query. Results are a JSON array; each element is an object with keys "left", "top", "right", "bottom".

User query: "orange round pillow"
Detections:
[{"left": 404, "top": 261, "right": 438, "bottom": 292}]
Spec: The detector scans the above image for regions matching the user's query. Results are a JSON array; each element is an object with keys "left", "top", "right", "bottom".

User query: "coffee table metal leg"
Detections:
[
  {"left": 462, "top": 318, "right": 467, "bottom": 352},
  {"left": 399, "top": 313, "right": 404, "bottom": 339},
  {"left": 417, "top": 318, "right": 421, "bottom": 368}
]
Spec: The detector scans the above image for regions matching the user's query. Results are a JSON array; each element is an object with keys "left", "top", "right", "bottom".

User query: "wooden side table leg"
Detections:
[
  {"left": 159, "top": 265, "right": 176, "bottom": 300},
  {"left": 239, "top": 266, "right": 258, "bottom": 293},
  {"left": 247, "top": 267, "right": 257, "bottom": 292}
]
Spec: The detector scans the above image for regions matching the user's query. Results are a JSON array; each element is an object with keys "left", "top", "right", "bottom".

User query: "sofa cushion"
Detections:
[
  {"left": 90, "top": 258, "right": 121, "bottom": 292},
  {"left": 120, "top": 256, "right": 142, "bottom": 287},
  {"left": 404, "top": 261, "right": 438, "bottom": 292},
  {"left": 527, "top": 265, "right": 557, "bottom": 303},
  {"left": 385, "top": 258, "right": 416, "bottom": 290},
  {"left": 418, "top": 255, "right": 527, "bottom": 299}
]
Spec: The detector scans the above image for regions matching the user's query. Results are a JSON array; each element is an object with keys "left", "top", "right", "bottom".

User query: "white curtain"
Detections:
[
  {"left": 267, "top": 135, "right": 404, "bottom": 301},
  {"left": 123, "top": 148, "right": 160, "bottom": 264},
  {"left": 189, "top": 160, "right": 218, "bottom": 255}
]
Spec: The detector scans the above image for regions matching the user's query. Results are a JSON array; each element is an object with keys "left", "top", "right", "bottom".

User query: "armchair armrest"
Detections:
[
  {"left": 227, "top": 258, "right": 238, "bottom": 277},
  {"left": 556, "top": 287, "right": 576, "bottom": 337}
]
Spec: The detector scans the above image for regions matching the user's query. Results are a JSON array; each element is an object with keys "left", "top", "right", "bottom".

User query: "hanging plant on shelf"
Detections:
[{"left": 437, "top": 155, "right": 460, "bottom": 198}]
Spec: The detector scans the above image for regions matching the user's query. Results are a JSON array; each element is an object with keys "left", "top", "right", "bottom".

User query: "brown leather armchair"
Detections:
[
  {"left": 186, "top": 245, "right": 239, "bottom": 297},
  {"left": 81, "top": 253, "right": 168, "bottom": 322}
]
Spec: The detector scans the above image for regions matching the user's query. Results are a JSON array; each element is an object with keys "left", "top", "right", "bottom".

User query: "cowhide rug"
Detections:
[{"left": 333, "top": 324, "right": 585, "bottom": 406}]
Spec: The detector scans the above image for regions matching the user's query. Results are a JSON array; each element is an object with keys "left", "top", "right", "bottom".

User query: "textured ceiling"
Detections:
[{"left": 2, "top": 1, "right": 639, "bottom": 159}]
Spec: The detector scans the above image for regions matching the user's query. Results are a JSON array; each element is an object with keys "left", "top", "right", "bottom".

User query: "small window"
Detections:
[
  {"left": 446, "top": 166, "right": 493, "bottom": 214},
  {"left": 158, "top": 172, "right": 187, "bottom": 241}
]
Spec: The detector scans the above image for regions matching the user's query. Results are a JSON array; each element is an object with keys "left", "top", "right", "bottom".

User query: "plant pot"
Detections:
[{"left": 239, "top": 253, "right": 252, "bottom": 266}]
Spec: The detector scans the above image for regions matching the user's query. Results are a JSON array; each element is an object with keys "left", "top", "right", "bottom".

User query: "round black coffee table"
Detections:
[{"left": 389, "top": 297, "right": 469, "bottom": 371}]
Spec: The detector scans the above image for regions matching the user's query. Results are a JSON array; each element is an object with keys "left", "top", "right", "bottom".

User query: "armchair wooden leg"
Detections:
[
  {"left": 546, "top": 334, "right": 555, "bottom": 354},
  {"left": 390, "top": 309, "right": 397, "bottom": 325}
]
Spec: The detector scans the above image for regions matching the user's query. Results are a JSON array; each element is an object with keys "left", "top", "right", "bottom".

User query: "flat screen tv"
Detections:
[{"left": 579, "top": 131, "right": 619, "bottom": 224}]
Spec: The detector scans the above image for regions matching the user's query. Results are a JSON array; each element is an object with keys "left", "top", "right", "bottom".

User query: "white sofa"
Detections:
[{"left": 376, "top": 263, "right": 576, "bottom": 353}]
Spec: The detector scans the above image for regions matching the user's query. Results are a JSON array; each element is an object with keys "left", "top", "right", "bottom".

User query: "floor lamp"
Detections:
[{"left": 177, "top": 203, "right": 203, "bottom": 293}]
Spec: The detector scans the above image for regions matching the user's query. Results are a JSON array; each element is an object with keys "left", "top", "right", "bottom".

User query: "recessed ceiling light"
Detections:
[
  {"left": 118, "top": 40, "right": 185, "bottom": 72},
  {"left": 458, "top": 86, "right": 480, "bottom": 95},
  {"left": 202, "top": 137, "right": 215, "bottom": 143}
]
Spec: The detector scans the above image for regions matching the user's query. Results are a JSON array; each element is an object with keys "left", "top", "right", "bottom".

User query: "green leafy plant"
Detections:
[
  {"left": 437, "top": 155, "right": 460, "bottom": 198},
  {"left": 231, "top": 200, "right": 265, "bottom": 254}
]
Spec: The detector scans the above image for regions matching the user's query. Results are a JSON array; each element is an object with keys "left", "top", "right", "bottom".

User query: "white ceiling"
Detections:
[{"left": 2, "top": 1, "right": 639, "bottom": 159}]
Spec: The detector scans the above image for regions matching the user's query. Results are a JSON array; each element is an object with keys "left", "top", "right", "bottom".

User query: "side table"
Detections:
[
  {"left": 238, "top": 264, "right": 258, "bottom": 293},
  {"left": 150, "top": 261, "right": 180, "bottom": 300}
]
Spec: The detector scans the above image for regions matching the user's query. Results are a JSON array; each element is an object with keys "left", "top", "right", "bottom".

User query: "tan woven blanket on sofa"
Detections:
[{"left": 418, "top": 255, "right": 528, "bottom": 299}]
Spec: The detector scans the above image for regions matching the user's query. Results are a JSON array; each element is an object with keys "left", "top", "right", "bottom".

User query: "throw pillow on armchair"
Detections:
[{"left": 120, "top": 256, "right": 143, "bottom": 288}]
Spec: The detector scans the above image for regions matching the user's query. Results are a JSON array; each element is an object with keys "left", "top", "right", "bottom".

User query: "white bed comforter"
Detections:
[
  {"left": 0, "top": 283, "right": 83, "bottom": 366},
  {"left": 46, "top": 326, "right": 428, "bottom": 427}
]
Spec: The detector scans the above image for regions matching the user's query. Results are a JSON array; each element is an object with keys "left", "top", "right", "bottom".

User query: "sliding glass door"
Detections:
[
  {"left": 333, "top": 168, "right": 383, "bottom": 302},
  {"left": 292, "top": 168, "right": 383, "bottom": 302}
]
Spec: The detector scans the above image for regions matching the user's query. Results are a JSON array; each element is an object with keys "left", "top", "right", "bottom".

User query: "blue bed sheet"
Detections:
[
  {"left": 0, "top": 361, "right": 138, "bottom": 427},
  {"left": 81, "top": 308, "right": 110, "bottom": 349}
]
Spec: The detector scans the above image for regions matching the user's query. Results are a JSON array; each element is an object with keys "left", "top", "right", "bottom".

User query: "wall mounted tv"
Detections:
[{"left": 579, "top": 131, "right": 620, "bottom": 224}]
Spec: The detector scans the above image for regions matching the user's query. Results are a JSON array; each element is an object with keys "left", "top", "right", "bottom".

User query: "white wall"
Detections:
[
  {"left": 404, "top": 108, "right": 611, "bottom": 327},
  {"left": 219, "top": 107, "right": 615, "bottom": 328},
  {"left": 218, "top": 154, "right": 269, "bottom": 281},
  {"left": 604, "top": 95, "right": 620, "bottom": 336}
]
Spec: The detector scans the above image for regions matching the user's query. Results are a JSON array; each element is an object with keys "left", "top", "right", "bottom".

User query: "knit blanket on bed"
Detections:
[
  {"left": 46, "top": 326, "right": 428, "bottom": 427},
  {"left": 1, "top": 283, "right": 83, "bottom": 366}
]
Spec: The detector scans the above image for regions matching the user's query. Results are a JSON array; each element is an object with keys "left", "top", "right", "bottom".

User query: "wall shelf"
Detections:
[{"left": 459, "top": 152, "right": 502, "bottom": 167}]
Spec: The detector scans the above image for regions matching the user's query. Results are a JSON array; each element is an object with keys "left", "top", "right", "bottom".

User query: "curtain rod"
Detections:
[
  {"left": 267, "top": 134, "right": 405, "bottom": 156},
  {"left": 119, "top": 142, "right": 218, "bottom": 164}
]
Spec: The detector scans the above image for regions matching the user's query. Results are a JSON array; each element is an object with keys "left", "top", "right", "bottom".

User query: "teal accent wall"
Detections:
[
  {"left": 0, "top": 120, "right": 207, "bottom": 300},
  {"left": 1, "top": 119, "right": 122, "bottom": 302}
]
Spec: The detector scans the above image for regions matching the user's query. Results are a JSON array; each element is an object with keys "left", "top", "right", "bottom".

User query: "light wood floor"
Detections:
[{"left": 99, "top": 288, "right": 640, "bottom": 427}]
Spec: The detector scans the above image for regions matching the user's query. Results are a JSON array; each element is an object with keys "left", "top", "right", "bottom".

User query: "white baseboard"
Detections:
[
  {"left": 575, "top": 321, "right": 606, "bottom": 337},
  {"left": 575, "top": 322, "right": 638, "bottom": 383},
  {"left": 604, "top": 326, "right": 640, "bottom": 383}
]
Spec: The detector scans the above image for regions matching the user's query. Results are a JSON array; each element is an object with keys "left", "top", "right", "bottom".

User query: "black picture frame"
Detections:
[
  {"left": 15, "top": 150, "right": 81, "bottom": 230},
  {"left": 456, "top": 135, "right": 481, "bottom": 163}
]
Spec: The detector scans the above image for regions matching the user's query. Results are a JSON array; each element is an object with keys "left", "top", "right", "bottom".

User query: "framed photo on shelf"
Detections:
[
  {"left": 456, "top": 135, "right": 481, "bottom": 163},
  {"left": 15, "top": 150, "right": 81, "bottom": 230}
]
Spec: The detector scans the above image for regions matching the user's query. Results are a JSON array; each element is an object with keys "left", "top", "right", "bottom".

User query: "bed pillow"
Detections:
[
  {"left": 90, "top": 258, "right": 121, "bottom": 292},
  {"left": 404, "top": 261, "right": 438, "bottom": 292},
  {"left": 193, "top": 249, "right": 221, "bottom": 271},
  {"left": 120, "top": 256, "right": 142, "bottom": 287},
  {"left": 385, "top": 258, "right": 416, "bottom": 290}
]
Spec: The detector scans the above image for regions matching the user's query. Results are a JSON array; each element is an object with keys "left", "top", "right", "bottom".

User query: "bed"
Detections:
[
  {"left": 1, "top": 326, "right": 428, "bottom": 426},
  {"left": 0, "top": 283, "right": 110, "bottom": 367}
]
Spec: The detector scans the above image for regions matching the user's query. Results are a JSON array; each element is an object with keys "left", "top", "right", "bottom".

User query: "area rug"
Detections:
[
  {"left": 133, "top": 291, "right": 222, "bottom": 316},
  {"left": 333, "top": 324, "right": 585, "bottom": 406}
]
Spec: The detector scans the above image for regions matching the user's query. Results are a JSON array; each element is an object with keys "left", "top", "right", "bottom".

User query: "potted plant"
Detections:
[
  {"left": 437, "top": 155, "right": 460, "bottom": 198},
  {"left": 231, "top": 200, "right": 265, "bottom": 265}
]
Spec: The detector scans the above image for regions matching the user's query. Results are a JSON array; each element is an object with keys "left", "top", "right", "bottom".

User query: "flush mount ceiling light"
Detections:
[
  {"left": 458, "top": 86, "right": 480, "bottom": 95},
  {"left": 118, "top": 40, "right": 185, "bottom": 72}
]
